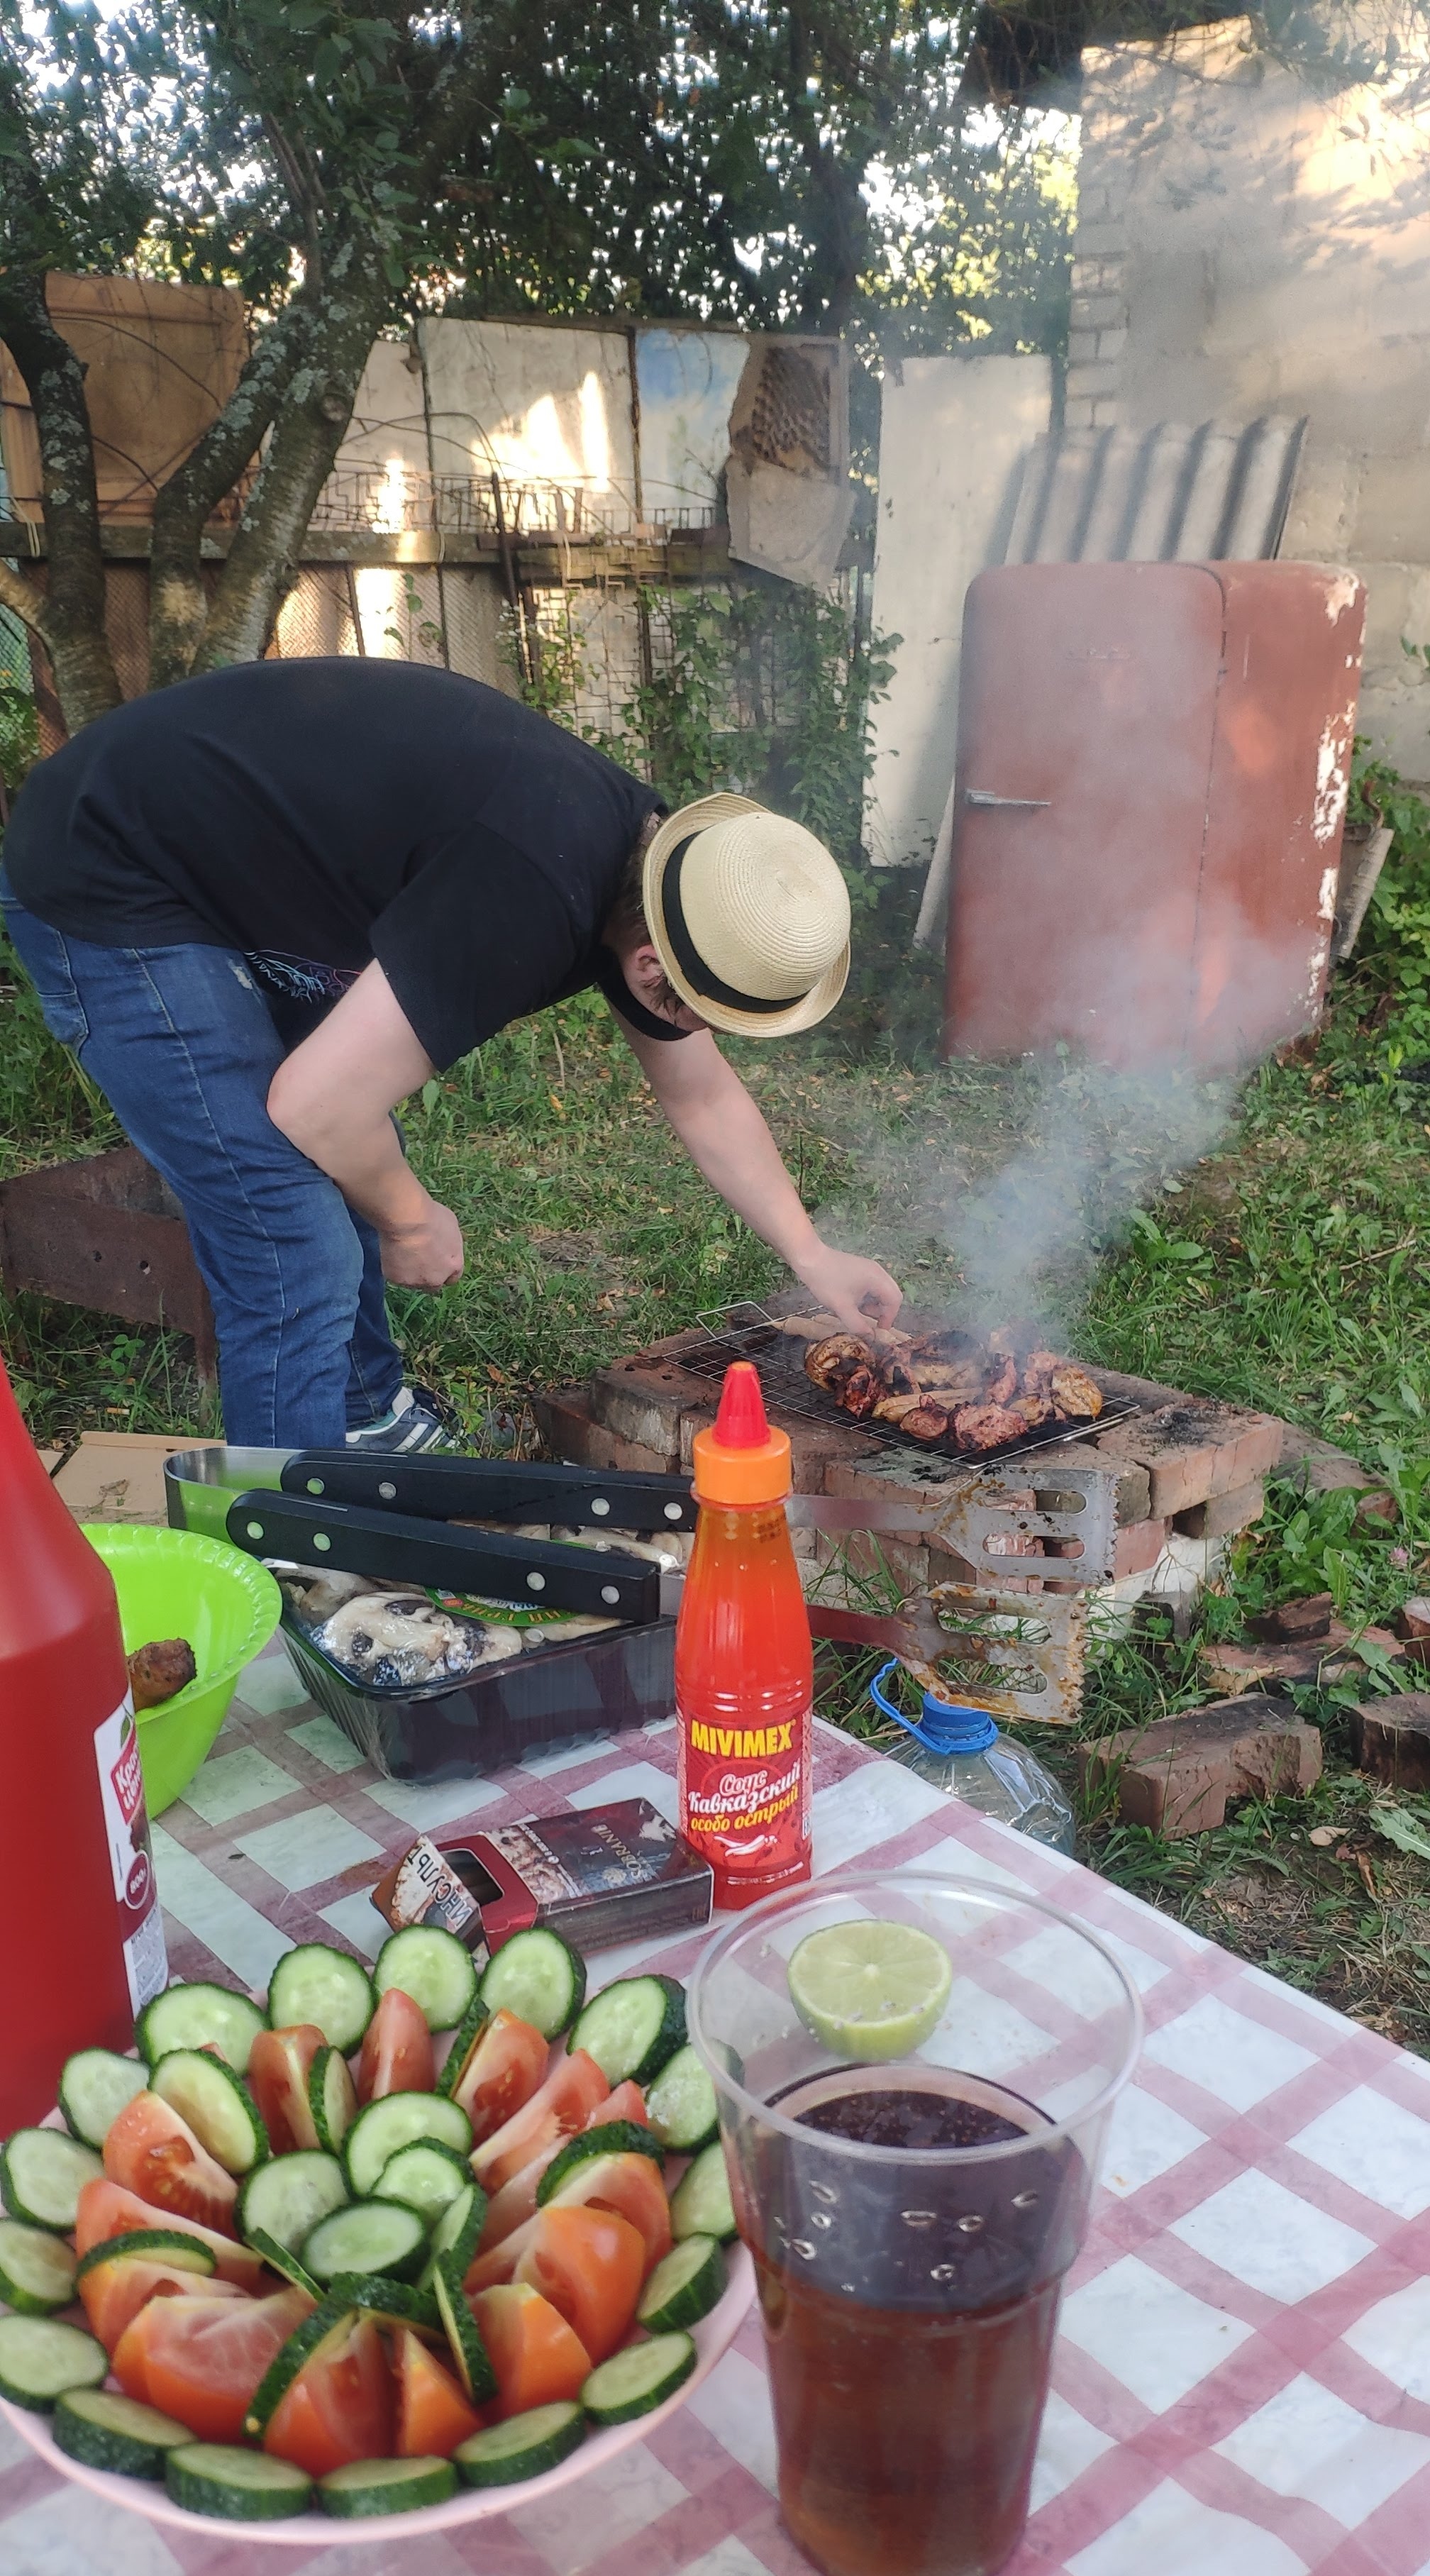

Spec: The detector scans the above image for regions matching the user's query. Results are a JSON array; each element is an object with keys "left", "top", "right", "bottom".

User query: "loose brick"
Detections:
[
  {"left": 589, "top": 1353, "right": 716, "bottom": 1453},
  {"left": 1250, "top": 1593, "right": 1334, "bottom": 1644},
  {"left": 1053, "top": 1440, "right": 1151, "bottom": 1527},
  {"left": 1397, "top": 1598, "right": 1430, "bottom": 1640},
  {"left": 1080, "top": 1693, "right": 1320, "bottom": 1835},
  {"left": 1174, "top": 1479, "right": 1265, "bottom": 1542},
  {"left": 1202, "top": 1623, "right": 1404, "bottom": 1692},
  {"left": 1349, "top": 1693, "right": 1430, "bottom": 1794}
]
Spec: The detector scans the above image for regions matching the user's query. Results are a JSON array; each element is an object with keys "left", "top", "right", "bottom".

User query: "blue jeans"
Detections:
[{"left": 1, "top": 887, "right": 404, "bottom": 1447}]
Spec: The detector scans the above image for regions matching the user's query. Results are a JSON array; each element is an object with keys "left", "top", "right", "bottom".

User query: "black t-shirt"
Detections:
[{"left": 4, "top": 660, "right": 665, "bottom": 1070}]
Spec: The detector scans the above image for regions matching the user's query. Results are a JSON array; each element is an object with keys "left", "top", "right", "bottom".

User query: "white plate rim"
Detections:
[{"left": 0, "top": 2244, "right": 754, "bottom": 2543}]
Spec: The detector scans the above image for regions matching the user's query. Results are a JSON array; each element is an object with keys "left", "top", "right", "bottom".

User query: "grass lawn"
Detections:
[{"left": 4, "top": 859, "right": 1429, "bottom": 2051}]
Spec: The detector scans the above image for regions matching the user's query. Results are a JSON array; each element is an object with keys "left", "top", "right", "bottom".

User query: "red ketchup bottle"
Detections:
[
  {"left": 676, "top": 1361, "right": 813, "bottom": 1909},
  {"left": 0, "top": 1351, "right": 167, "bottom": 2129}
]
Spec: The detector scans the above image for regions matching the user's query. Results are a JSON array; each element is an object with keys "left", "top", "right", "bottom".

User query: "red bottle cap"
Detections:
[{"left": 692, "top": 1361, "right": 792, "bottom": 1505}]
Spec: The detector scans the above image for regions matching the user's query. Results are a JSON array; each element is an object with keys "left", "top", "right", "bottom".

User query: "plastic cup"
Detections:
[{"left": 687, "top": 1869, "right": 1141, "bottom": 2576}]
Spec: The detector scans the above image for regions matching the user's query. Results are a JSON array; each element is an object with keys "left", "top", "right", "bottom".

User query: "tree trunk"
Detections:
[
  {"left": 0, "top": 275, "right": 122, "bottom": 733},
  {"left": 148, "top": 306, "right": 310, "bottom": 690},
  {"left": 193, "top": 258, "right": 390, "bottom": 672}
]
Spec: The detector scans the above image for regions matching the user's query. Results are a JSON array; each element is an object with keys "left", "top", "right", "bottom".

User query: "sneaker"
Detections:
[{"left": 345, "top": 1385, "right": 457, "bottom": 1453}]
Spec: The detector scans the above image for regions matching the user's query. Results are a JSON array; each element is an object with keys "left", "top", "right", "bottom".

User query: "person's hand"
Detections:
[
  {"left": 794, "top": 1244, "right": 903, "bottom": 1333},
  {"left": 379, "top": 1197, "right": 465, "bottom": 1291}
]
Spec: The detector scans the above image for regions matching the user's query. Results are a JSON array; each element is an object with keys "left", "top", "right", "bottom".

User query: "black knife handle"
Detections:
[
  {"left": 281, "top": 1449, "right": 696, "bottom": 1533},
  {"left": 226, "top": 1491, "right": 662, "bottom": 1623}
]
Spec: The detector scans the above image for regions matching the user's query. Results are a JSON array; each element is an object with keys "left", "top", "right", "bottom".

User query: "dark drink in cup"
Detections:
[
  {"left": 688, "top": 1874, "right": 1141, "bottom": 2576},
  {"left": 750, "top": 2069, "right": 1088, "bottom": 2576}
]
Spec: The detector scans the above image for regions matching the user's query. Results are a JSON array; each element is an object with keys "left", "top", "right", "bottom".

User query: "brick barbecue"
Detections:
[{"left": 531, "top": 1295, "right": 1285, "bottom": 1727}]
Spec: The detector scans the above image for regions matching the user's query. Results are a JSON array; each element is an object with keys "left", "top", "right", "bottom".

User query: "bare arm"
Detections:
[
  {"left": 265, "top": 961, "right": 464, "bottom": 1290},
  {"left": 622, "top": 1024, "right": 902, "bottom": 1328}
]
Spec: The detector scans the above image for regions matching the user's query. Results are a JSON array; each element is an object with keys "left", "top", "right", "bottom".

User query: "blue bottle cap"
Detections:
[{"left": 869, "top": 1662, "right": 998, "bottom": 1756}]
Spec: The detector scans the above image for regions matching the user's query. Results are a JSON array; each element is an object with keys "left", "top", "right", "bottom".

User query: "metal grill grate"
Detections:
[{"left": 682, "top": 1303, "right": 1138, "bottom": 1478}]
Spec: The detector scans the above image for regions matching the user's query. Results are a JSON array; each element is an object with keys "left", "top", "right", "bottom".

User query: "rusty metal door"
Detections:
[{"left": 943, "top": 560, "right": 1364, "bottom": 1071}]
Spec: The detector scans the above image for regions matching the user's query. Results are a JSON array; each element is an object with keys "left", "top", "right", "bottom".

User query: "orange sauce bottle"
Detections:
[{"left": 675, "top": 1361, "right": 813, "bottom": 1909}]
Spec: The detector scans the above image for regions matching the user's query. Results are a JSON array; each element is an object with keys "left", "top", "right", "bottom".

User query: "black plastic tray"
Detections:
[{"left": 280, "top": 1613, "right": 677, "bottom": 1783}]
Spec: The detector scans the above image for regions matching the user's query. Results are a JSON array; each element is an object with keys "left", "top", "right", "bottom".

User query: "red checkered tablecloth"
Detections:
[{"left": 6, "top": 1642, "right": 1430, "bottom": 2576}]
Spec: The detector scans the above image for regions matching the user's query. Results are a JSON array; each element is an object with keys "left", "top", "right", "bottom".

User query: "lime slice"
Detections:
[{"left": 787, "top": 1920, "right": 953, "bottom": 2063}]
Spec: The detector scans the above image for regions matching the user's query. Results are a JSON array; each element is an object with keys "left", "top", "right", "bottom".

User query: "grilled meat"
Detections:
[
  {"left": 902, "top": 1403, "right": 950, "bottom": 1442},
  {"left": 796, "top": 1314, "right": 1104, "bottom": 1451},
  {"left": 985, "top": 1356, "right": 1019, "bottom": 1408},
  {"left": 804, "top": 1332, "right": 872, "bottom": 1389},
  {"left": 952, "top": 1403, "right": 1027, "bottom": 1452},
  {"left": 841, "top": 1364, "right": 880, "bottom": 1420},
  {"left": 127, "top": 1638, "right": 197, "bottom": 1710},
  {"left": 1049, "top": 1363, "right": 1103, "bottom": 1420}
]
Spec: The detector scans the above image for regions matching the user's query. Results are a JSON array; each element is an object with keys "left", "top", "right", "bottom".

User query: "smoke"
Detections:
[{"left": 933, "top": 1056, "right": 1234, "bottom": 1328}]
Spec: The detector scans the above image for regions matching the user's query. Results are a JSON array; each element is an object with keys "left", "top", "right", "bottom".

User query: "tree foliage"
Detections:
[{"left": 0, "top": 0, "right": 1086, "bottom": 736}]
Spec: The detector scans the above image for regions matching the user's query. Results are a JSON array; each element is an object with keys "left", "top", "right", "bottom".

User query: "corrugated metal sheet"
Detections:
[{"left": 1004, "top": 414, "right": 1307, "bottom": 565}]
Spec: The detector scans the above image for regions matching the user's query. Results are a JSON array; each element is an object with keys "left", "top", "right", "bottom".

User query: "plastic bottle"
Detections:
[
  {"left": 0, "top": 1351, "right": 167, "bottom": 2129},
  {"left": 676, "top": 1361, "right": 813, "bottom": 1910},
  {"left": 869, "top": 1662, "right": 1077, "bottom": 1856}
]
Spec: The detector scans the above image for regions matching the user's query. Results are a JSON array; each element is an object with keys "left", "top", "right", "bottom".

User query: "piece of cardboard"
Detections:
[{"left": 52, "top": 1431, "right": 221, "bottom": 1526}]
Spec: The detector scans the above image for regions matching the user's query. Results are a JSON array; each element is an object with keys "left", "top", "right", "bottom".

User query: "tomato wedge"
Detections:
[
  {"left": 103, "top": 2092, "right": 239, "bottom": 2234},
  {"left": 446, "top": 2008, "right": 548, "bottom": 2145},
  {"left": 358, "top": 1988, "right": 435, "bottom": 2103},
  {"left": 472, "top": 2284, "right": 592, "bottom": 2419},
  {"left": 114, "top": 2288, "right": 313, "bottom": 2442},
  {"left": 392, "top": 2326, "right": 484, "bottom": 2458},
  {"left": 477, "top": 2143, "right": 565, "bottom": 2255},
  {"left": 263, "top": 2313, "right": 393, "bottom": 2477},
  {"left": 75, "top": 2179, "right": 265, "bottom": 2289},
  {"left": 545, "top": 2151, "right": 672, "bottom": 2273},
  {"left": 248, "top": 2025, "right": 323, "bottom": 2154},
  {"left": 514, "top": 2205, "right": 645, "bottom": 2364},
  {"left": 465, "top": 2215, "right": 534, "bottom": 2294},
  {"left": 474, "top": 2050, "right": 609, "bottom": 2193},
  {"left": 80, "top": 2252, "right": 246, "bottom": 2355},
  {"left": 593, "top": 2082, "right": 648, "bottom": 2128}
]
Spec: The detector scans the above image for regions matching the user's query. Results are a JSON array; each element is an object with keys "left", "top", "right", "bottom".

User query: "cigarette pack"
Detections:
[{"left": 370, "top": 1799, "right": 713, "bottom": 1958}]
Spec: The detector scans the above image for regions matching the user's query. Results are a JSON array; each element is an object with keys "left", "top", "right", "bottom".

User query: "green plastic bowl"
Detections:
[{"left": 83, "top": 1524, "right": 283, "bottom": 1818}]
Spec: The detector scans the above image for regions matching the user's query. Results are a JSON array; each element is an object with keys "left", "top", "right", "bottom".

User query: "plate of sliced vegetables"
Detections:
[{"left": 0, "top": 1920, "right": 752, "bottom": 2539}]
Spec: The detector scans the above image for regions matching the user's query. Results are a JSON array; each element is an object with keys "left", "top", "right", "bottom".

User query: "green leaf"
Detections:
[
  {"left": 1370, "top": 1805, "right": 1430, "bottom": 1862},
  {"left": 421, "top": 1078, "right": 440, "bottom": 1115}
]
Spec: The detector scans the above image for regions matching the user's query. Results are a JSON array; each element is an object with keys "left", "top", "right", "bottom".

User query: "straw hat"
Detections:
[{"left": 641, "top": 794, "right": 851, "bottom": 1039}]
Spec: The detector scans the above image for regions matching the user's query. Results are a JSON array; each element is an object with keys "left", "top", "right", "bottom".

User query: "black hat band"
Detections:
[{"left": 660, "top": 837, "right": 816, "bottom": 1018}]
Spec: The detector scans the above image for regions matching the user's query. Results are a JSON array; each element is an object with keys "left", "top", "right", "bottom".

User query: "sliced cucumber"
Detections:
[
  {"left": 326, "top": 2272, "right": 440, "bottom": 2332},
  {"left": 645, "top": 2045, "right": 719, "bottom": 2154},
  {"left": 0, "top": 2221, "right": 78, "bottom": 2316},
  {"left": 478, "top": 1928, "right": 587, "bottom": 2039},
  {"left": 670, "top": 2140, "right": 738, "bottom": 2245},
  {"left": 267, "top": 1945, "right": 375, "bottom": 2052},
  {"left": 0, "top": 2315, "right": 108, "bottom": 2411},
  {"left": 245, "top": 2296, "right": 354, "bottom": 2436},
  {"left": 436, "top": 1991, "right": 489, "bottom": 2099},
  {"left": 57, "top": 2047, "right": 147, "bottom": 2150},
  {"left": 308, "top": 2045, "right": 358, "bottom": 2157},
  {"left": 375, "top": 2140, "right": 472, "bottom": 2226},
  {"left": 75, "top": 2228, "right": 215, "bottom": 2284},
  {"left": 536, "top": 2122, "right": 664, "bottom": 2208},
  {"left": 137, "top": 1982, "right": 266, "bottom": 2074},
  {"left": 167, "top": 2443, "right": 314, "bottom": 2520},
  {"left": 320, "top": 2455, "right": 458, "bottom": 2516},
  {"left": 455, "top": 2401, "right": 586, "bottom": 2487},
  {"left": 238, "top": 2148, "right": 348, "bottom": 2254},
  {"left": 568, "top": 1974, "right": 686, "bottom": 2087},
  {"left": 431, "top": 2250, "right": 497, "bottom": 2402},
  {"left": 303, "top": 2199, "right": 428, "bottom": 2287},
  {"left": 344, "top": 2091, "right": 472, "bottom": 2199},
  {"left": 0, "top": 2128, "right": 103, "bottom": 2230},
  {"left": 637, "top": 2235, "right": 728, "bottom": 2332},
  {"left": 374, "top": 1925, "right": 478, "bottom": 2035},
  {"left": 53, "top": 2388, "right": 194, "bottom": 2480},
  {"left": 247, "top": 2227, "right": 321, "bottom": 2299},
  {"left": 580, "top": 2331, "right": 696, "bottom": 2426},
  {"left": 420, "top": 2179, "right": 486, "bottom": 2287},
  {"left": 150, "top": 2049, "right": 268, "bottom": 2176}
]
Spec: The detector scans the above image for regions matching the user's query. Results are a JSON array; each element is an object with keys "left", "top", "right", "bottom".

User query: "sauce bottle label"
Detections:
[
  {"left": 94, "top": 1697, "right": 169, "bottom": 2013},
  {"left": 677, "top": 1706, "right": 813, "bottom": 1871}
]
